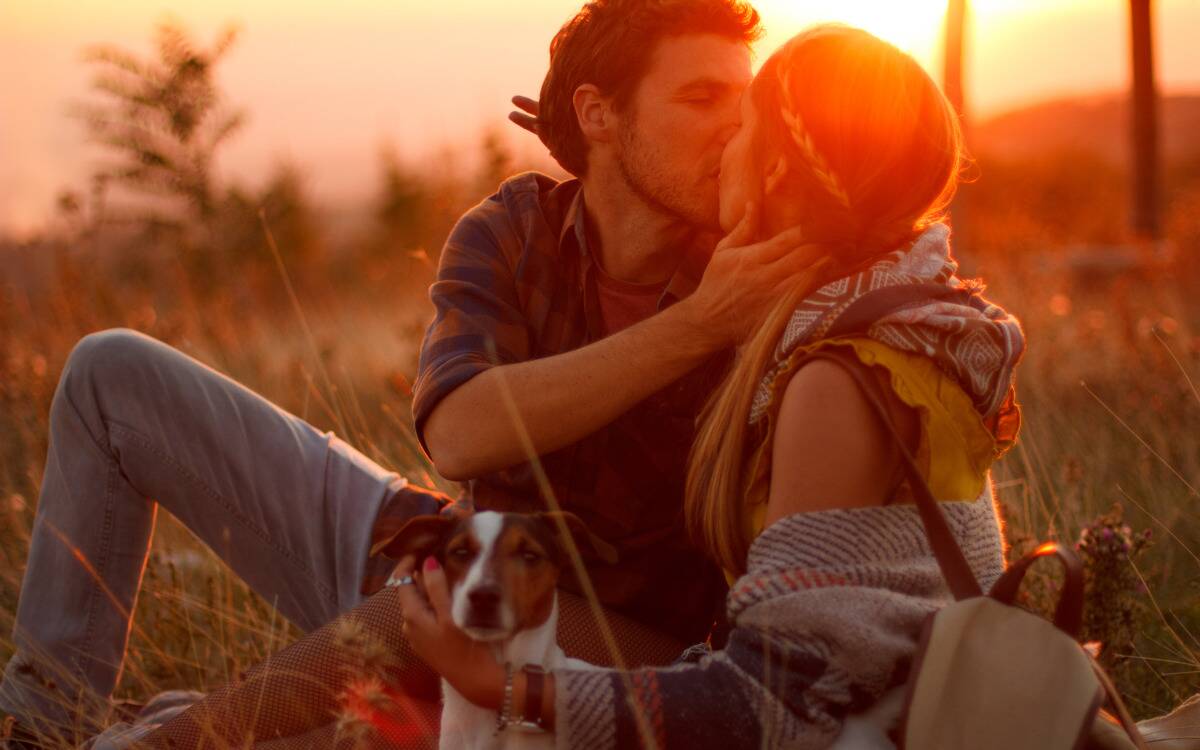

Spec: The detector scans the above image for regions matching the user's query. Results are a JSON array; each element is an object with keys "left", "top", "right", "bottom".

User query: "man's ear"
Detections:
[
  {"left": 369, "top": 515, "right": 456, "bottom": 561},
  {"left": 764, "top": 155, "right": 791, "bottom": 196},
  {"left": 573, "top": 83, "right": 615, "bottom": 146},
  {"left": 535, "top": 511, "right": 619, "bottom": 565}
]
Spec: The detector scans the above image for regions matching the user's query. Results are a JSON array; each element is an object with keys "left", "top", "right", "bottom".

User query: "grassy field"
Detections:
[{"left": 2, "top": 145, "right": 1199, "bottom": 743}]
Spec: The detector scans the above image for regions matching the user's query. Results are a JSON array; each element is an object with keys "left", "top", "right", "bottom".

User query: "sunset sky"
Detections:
[{"left": 2, "top": 0, "right": 1199, "bottom": 239}]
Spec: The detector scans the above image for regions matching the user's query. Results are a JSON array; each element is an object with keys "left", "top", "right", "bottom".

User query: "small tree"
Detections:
[
  {"left": 374, "top": 144, "right": 430, "bottom": 259},
  {"left": 217, "top": 162, "right": 325, "bottom": 295},
  {"left": 73, "top": 20, "right": 245, "bottom": 238},
  {"left": 476, "top": 129, "right": 515, "bottom": 196}
]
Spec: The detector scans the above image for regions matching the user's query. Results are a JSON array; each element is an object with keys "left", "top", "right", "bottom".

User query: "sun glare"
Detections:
[
  {"left": 751, "top": 0, "right": 1045, "bottom": 74},
  {"left": 755, "top": 0, "right": 948, "bottom": 56}
]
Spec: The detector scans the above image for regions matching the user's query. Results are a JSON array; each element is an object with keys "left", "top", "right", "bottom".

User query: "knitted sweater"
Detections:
[{"left": 553, "top": 485, "right": 1006, "bottom": 749}]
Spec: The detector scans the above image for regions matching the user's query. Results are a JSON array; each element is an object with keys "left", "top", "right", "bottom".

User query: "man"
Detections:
[
  {"left": 0, "top": 0, "right": 813, "bottom": 743},
  {"left": 397, "top": 0, "right": 823, "bottom": 644}
]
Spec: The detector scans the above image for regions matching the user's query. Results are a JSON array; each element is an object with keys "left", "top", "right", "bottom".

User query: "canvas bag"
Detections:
[{"left": 803, "top": 348, "right": 1147, "bottom": 750}]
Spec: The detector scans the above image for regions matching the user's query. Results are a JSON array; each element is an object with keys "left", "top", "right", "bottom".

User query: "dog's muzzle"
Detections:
[{"left": 464, "top": 585, "right": 504, "bottom": 629}]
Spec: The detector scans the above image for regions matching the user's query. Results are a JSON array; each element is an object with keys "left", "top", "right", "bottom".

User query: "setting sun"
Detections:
[
  {"left": 750, "top": 0, "right": 1065, "bottom": 76},
  {"left": 754, "top": 0, "right": 948, "bottom": 57}
]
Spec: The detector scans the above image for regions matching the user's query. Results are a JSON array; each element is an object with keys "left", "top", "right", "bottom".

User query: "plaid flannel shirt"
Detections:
[{"left": 362, "top": 172, "right": 729, "bottom": 644}]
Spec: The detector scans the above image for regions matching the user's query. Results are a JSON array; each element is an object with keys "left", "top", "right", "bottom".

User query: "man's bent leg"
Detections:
[{"left": 0, "top": 328, "right": 440, "bottom": 741}]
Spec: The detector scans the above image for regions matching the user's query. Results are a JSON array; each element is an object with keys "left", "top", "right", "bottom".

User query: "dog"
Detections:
[
  {"left": 829, "top": 686, "right": 906, "bottom": 749},
  {"left": 373, "top": 508, "right": 615, "bottom": 749}
]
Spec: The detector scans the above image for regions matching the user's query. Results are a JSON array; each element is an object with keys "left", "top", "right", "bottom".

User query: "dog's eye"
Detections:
[{"left": 451, "top": 547, "right": 472, "bottom": 559}]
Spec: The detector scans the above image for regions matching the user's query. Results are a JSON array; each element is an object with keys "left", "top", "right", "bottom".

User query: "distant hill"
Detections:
[{"left": 971, "top": 92, "right": 1200, "bottom": 164}]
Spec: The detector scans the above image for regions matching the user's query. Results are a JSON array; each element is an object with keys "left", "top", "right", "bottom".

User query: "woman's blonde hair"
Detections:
[{"left": 684, "top": 25, "right": 967, "bottom": 575}]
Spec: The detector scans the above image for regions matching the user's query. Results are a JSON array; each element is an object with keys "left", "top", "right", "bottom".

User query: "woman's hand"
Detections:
[{"left": 391, "top": 555, "right": 507, "bottom": 710}]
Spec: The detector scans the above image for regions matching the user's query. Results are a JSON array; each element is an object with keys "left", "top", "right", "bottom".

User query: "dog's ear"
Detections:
[
  {"left": 535, "top": 511, "right": 619, "bottom": 565},
  {"left": 370, "top": 515, "right": 456, "bottom": 561}
]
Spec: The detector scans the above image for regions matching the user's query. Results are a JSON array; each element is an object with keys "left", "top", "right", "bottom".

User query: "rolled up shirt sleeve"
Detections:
[{"left": 411, "top": 197, "right": 532, "bottom": 453}]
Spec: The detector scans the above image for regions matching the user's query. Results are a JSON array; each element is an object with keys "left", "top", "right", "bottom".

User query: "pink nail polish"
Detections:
[{"left": 424, "top": 556, "right": 440, "bottom": 572}]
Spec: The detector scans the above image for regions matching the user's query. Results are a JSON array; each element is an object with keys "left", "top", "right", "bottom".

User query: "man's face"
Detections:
[{"left": 613, "top": 34, "right": 753, "bottom": 230}]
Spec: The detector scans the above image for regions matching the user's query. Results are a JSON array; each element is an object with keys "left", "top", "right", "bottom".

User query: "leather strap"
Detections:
[
  {"left": 521, "top": 664, "right": 547, "bottom": 729},
  {"left": 799, "top": 348, "right": 983, "bottom": 600},
  {"left": 1091, "top": 660, "right": 1150, "bottom": 749},
  {"left": 989, "top": 542, "right": 1085, "bottom": 637}
]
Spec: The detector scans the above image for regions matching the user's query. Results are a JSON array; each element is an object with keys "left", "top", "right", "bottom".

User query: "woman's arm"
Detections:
[
  {"left": 390, "top": 555, "right": 558, "bottom": 723},
  {"left": 764, "top": 357, "right": 920, "bottom": 525}
]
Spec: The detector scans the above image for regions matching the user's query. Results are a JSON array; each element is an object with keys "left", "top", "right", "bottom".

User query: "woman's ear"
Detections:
[
  {"left": 764, "top": 155, "right": 791, "bottom": 196},
  {"left": 573, "top": 83, "right": 614, "bottom": 145}
]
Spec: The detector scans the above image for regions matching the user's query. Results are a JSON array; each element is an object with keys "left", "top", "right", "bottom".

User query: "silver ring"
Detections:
[{"left": 386, "top": 575, "right": 415, "bottom": 587}]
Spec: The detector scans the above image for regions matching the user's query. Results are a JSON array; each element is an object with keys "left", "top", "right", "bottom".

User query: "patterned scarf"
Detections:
[{"left": 749, "top": 223, "right": 1025, "bottom": 447}]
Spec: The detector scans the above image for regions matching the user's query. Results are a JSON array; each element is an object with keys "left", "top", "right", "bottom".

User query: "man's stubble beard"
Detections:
[{"left": 615, "top": 112, "right": 721, "bottom": 232}]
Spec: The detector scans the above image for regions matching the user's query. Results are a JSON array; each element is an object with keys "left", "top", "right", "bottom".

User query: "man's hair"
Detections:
[{"left": 538, "top": 0, "right": 762, "bottom": 176}]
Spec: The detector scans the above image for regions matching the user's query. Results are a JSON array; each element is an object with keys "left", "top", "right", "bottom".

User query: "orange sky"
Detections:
[{"left": 2, "top": 0, "right": 1199, "bottom": 239}]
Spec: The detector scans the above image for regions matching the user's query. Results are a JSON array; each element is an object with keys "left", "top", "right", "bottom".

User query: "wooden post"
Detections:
[
  {"left": 944, "top": 0, "right": 967, "bottom": 119},
  {"left": 943, "top": 0, "right": 969, "bottom": 250},
  {"left": 1129, "top": 0, "right": 1161, "bottom": 240}
]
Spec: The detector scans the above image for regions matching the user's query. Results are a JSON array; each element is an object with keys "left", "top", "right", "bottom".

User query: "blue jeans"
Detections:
[{"left": 0, "top": 329, "right": 436, "bottom": 741}]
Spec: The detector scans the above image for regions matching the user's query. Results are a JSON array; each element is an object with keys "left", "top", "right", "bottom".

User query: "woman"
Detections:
[
  {"left": 387, "top": 23, "right": 1024, "bottom": 748},
  {"left": 128, "top": 24, "right": 1023, "bottom": 749}
]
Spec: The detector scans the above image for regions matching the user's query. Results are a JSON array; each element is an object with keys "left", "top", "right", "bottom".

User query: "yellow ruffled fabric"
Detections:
[{"left": 733, "top": 337, "right": 1004, "bottom": 583}]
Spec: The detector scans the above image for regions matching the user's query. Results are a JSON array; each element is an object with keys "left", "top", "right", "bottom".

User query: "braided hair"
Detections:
[
  {"left": 749, "top": 24, "right": 964, "bottom": 262},
  {"left": 777, "top": 67, "right": 853, "bottom": 213}
]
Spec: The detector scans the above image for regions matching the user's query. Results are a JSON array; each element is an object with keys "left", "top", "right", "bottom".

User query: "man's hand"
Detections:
[{"left": 678, "top": 201, "right": 830, "bottom": 350}]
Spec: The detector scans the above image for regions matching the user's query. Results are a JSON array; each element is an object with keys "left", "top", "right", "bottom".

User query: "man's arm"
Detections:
[
  {"left": 424, "top": 204, "right": 823, "bottom": 480},
  {"left": 426, "top": 296, "right": 711, "bottom": 479}
]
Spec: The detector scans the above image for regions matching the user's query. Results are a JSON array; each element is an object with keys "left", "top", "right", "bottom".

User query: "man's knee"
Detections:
[{"left": 64, "top": 327, "right": 162, "bottom": 390}]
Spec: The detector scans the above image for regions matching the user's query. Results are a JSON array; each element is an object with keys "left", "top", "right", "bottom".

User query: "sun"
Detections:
[{"left": 752, "top": 0, "right": 955, "bottom": 69}]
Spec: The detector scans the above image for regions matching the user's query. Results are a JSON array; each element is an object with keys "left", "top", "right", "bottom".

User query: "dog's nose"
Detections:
[{"left": 468, "top": 585, "right": 501, "bottom": 617}]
